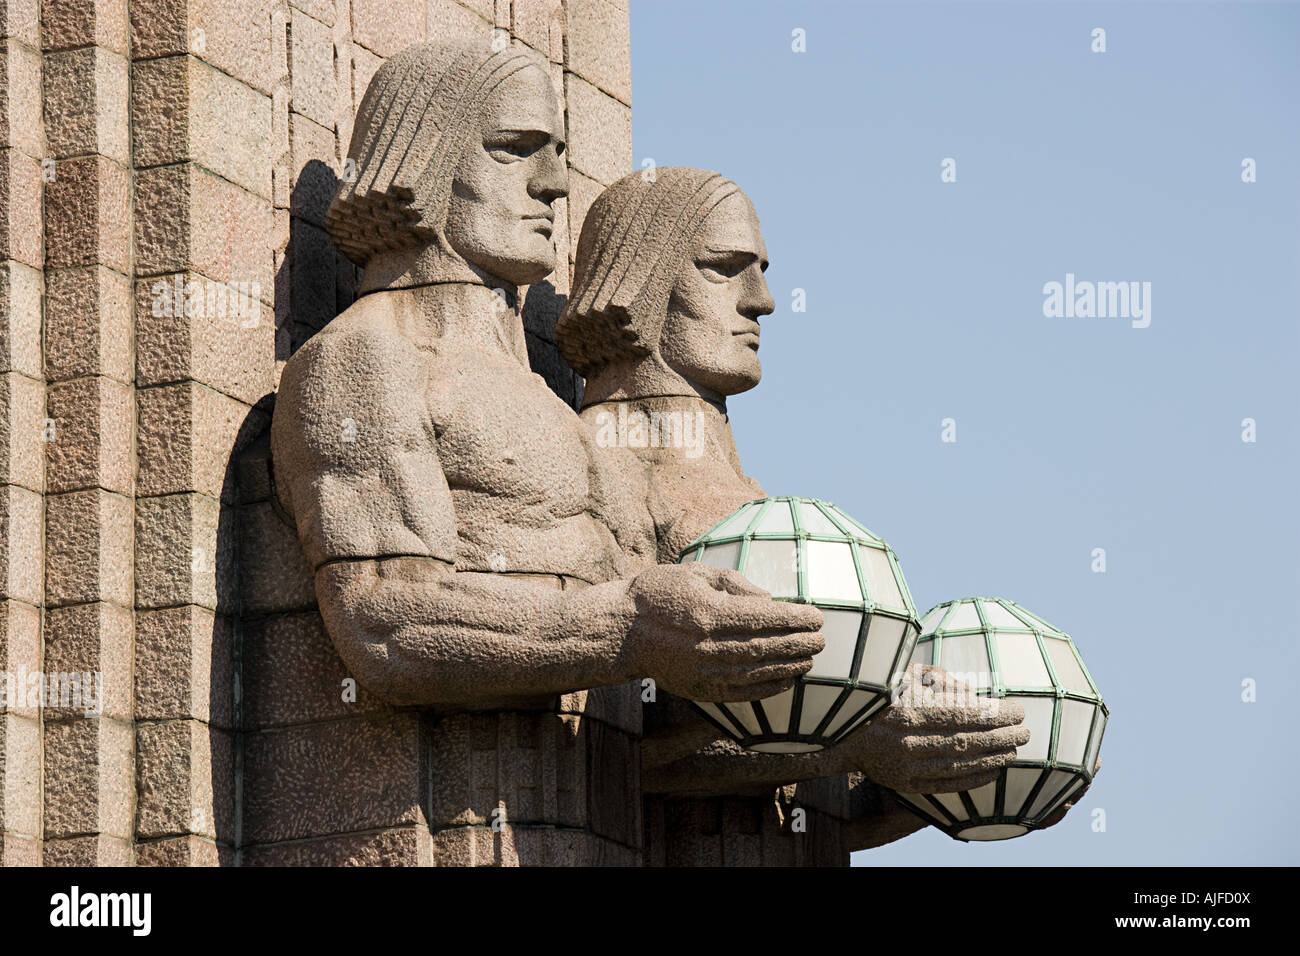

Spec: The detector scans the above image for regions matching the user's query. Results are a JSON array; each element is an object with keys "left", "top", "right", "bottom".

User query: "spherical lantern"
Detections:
[
  {"left": 895, "top": 597, "right": 1108, "bottom": 841},
  {"left": 678, "top": 497, "right": 920, "bottom": 754}
]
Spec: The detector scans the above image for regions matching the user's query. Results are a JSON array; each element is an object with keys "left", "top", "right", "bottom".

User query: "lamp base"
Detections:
[
  {"left": 956, "top": 823, "right": 1029, "bottom": 842},
  {"left": 748, "top": 741, "right": 824, "bottom": 754}
]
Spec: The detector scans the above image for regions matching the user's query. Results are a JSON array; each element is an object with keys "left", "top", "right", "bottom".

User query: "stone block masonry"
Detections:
[{"left": 0, "top": 0, "right": 638, "bottom": 866}]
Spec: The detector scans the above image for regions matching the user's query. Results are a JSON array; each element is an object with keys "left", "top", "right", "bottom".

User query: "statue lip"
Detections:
[
  {"left": 732, "top": 322, "right": 761, "bottom": 347},
  {"left": 524, "top": 212, "right": 555, "bottom": 235}
]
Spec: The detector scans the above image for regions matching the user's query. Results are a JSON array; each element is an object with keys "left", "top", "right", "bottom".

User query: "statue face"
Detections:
[
  {"left": 445, "top": 65, "right": 567, "bottom": 286},
  {"left": 659, "top": 191, "right": 774, "bottom": 396}
]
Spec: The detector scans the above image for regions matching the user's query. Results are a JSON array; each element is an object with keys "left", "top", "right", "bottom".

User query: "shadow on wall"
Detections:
[{"left": 206, "top": 158, "right": 585, "bottom": 864}]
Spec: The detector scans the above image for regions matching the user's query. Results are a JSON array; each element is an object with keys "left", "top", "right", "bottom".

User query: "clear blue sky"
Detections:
[{"left": 628, "top": 0, "right": 1300, "bottom": 865}]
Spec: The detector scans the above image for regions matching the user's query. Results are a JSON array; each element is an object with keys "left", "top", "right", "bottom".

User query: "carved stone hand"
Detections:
[
  {"left": 622, "top": 562, "right": 825, "bottom": 702},
  {"left": 837, "top": 662, "right": 1029, "bottom": 793}
]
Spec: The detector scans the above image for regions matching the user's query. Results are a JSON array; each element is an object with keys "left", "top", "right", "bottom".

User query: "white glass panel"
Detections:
[
  {"left": 919, "top": 604, "right": 950, "bottom": 635},
  {"left": 809, "top": 609, "right": 862, "bottom": 680},
  {"left": 945, "top": 601, "right": 981, "bottom": 631},
  {"left": 839, "top": 696, "right": 889, "bottom": 736},
  {"left": 1016, "top": 695, "right": 1056, "bottom": 762},
  {"left": 859, "top": 546, "right": 904, "bottom": 610},
  {"left": 933, "top": 792, "right": 968, "bottom": 822},
  {"left": 892, "top": 626, "right": 919, "bottom": 684},
  {"left": 753, "top": 500, "right": 794, "bottom": 534},
  {"left": 805, "top": 540, "right": 862, "bottom": 602},
  {"left": 694, "top": 702, "right": 738, "bottom": 736},
  {"left": 756, "top": 688, "right": 795, "bottom": 735},
  {"left": 1040, "top": 779, "right": 1085, "bottom": 821},
  {"left": 721, "top": 701, "right": 761, "bottom": 736},
  {"left": 968, "top": 780, "right": 997, "bottom": 818},
  {"left": 828, "top": 505, "right": 881, "bottom": 543},
  {"left": 979, "top": 600, "right": 1027, "bottom": 629},
  {"left": 710, "top": 503, "right": 758, "bottom": 539},
  {"left": 935, "top": 634, "right": 990, "bottom": 689},
  {"left": 797, "top": 685, "right": 844, "bottom": 735},
  {"left": 1025, "top": 769, "right": 1076, "bottom": 822},
  {"left": 795, "top": 501, "right": 844, "bottom": 535},
  {"left": 1085, "top": 710, "right": 1106, "bottom": 773},
  {"left": 911, "top": 637, "right": 934, "bottom": 667},
  {"left": 1014, "top": 605, "right": 1061, "bottom": 635},
  {"left": 742, "top": 540, "right": 799, "bottom": 598},
  {"left": 697, "top": 541, "right": 741, "bottom": 571},
  {"left": 823, "top": 689, "right": 876, "bottom": 738},
  {"left": 1044, "top": 638, "right": 1093, "bottom": 695},
  {"left": 896, "top": 793, "right": 940, "bottom": 824},
  {"left": 858, "top": 614, "right": 906, "bottom": 685},
  {"left": 1056, "top": 699, "right": 1094, "bottom": 766},
  {"left": 994, "top": 633, "right": 1052, "bottom": 688},
  {"left": 1002, "top": 767, "right": 1043, "bottom": 817}
]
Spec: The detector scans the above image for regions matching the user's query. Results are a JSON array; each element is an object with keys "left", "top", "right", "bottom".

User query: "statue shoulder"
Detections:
[
  {"left": 269, "top": 293, "right": 455, "bottom": 565},
  {"left": 271, "top": 294, "right": 435, "bottom": 509},
  {"left": 280, "top": 294, "right": 424, "bottom": 401}
]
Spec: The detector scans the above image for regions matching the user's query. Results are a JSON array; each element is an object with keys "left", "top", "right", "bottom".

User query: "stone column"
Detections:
[
  {"left": 38, "top": 0, "right": 135, "bottom": 867},
  {"left": 0, "top": 0, "right": 44, "bottom": 869},
  {"left": 126, "top": 0, "right": 277, "bottom": 866}
]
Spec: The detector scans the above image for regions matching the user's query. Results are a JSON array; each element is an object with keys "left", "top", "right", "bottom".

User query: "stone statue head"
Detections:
[
  {"left": 558, "top": 168, "right": 774, "bottom": 403},
  {"left": 327, "top": 40, "right": 567, "bottom": 287}
]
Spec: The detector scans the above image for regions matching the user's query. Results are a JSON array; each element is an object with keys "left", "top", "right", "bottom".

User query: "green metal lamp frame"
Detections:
[
  {"left": 680, "top": 496, "right": 921, "bottom": 752},
  {"left": 895, "top": 596, "right": 1109, "bottom": 841}
]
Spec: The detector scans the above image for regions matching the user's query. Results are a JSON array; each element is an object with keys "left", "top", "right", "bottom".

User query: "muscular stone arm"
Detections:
[
  {"left": 316, "top": 559, "right": 645, "bottom": 706},
  {"left": 270, "top": 319, "right": 822, "bottom": 708},
  {"left": 270, "top": 321, "right": 642, "bottom": 704}
]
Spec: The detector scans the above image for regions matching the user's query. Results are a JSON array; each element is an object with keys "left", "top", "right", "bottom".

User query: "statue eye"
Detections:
[
  {"left": 484, "top": 130, "right": 549, "bottom": 161},
  {"left": 696, "top": 251, "right": 755, "bottom": 282}
]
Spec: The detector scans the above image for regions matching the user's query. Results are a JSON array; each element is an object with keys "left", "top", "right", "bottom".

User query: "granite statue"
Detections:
[
  {"left": 271, "top": 42, "right": 1082, "bottom": 862},
  {"left": 558, "top": 168, "right": 1086, "bottom": 846}
]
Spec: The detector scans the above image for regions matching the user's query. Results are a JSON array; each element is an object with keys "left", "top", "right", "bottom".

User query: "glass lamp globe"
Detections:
[
  {"left": 895, "top": 597, "right": 1108, "bottom": 842},
  {"left": 678, "top": 496, "right": 920, "bottom": 754}
]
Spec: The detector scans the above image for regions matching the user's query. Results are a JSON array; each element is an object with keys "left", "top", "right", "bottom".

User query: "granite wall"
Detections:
[{"left": 0, "top": 0, "right": 634, "bottom": 866}]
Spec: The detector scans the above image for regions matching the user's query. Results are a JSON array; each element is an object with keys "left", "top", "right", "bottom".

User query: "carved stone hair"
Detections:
[
  {"left": 557, "top": 167, "right": 739, "bottom": 379},
  {"left": 325, "top": 40, "right": 550, "bottom": 266}
]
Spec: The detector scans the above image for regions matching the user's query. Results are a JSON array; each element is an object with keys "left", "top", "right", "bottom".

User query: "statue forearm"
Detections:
[
  {"left": 316, "top": 557, "right": 639, "bottom": 707},
  {"left": 643, "top": 736, "right": 850, "bottom": 797},
  {"left": 642, "top": 717, "right": 929, "bottom": 850},
  {"left": 314, "top": 552, "right": 823, "bottom": 711}
]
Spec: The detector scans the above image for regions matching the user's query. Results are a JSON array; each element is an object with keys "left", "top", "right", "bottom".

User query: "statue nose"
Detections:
[
  {"left": 531, "top": 148, "right": 569, "bottom": 205},
  {"left": 740, "top": 275, "right": 775, "bottom": 319}
]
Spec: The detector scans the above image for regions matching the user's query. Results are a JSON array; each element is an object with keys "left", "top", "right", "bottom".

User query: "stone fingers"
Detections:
[
  {"left": 887, "top": 696, "right": 1026, "bottom": 730},
  {"left": 902, "top": 723, "right": 1031, "bottom": 756}
]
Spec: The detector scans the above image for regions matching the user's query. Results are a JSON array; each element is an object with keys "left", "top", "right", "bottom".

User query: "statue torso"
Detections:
[
  {"left": 279, "top": 288, "right": 655, "bottom": 583},
  {"left": 579, "top": 396, "right": 765, "bottom": 564}
]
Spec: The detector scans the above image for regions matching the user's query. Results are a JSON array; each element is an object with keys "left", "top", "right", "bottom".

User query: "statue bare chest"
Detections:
[
  {"left": 420, "top": 348, "right": 630, "bottom": 579},
  {"left": 424, "top": 352, "right": 589, "bottom": 503}
]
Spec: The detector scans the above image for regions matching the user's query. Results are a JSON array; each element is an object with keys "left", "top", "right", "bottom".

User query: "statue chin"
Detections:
[
  {"left": 365, "top": 239, "right": 556, "bottom": 293},
  {"left": 449, "top": 232, "right": 557, "bottom": 288},
  {"left": 498, "top": 254, "right": 557, "bottom": 287},
  {"left": 684, "top": 362, "right": 762, "bottom": 400},
  {"left": 727, "top": 366, "right": 762, "bottom": 395}
]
